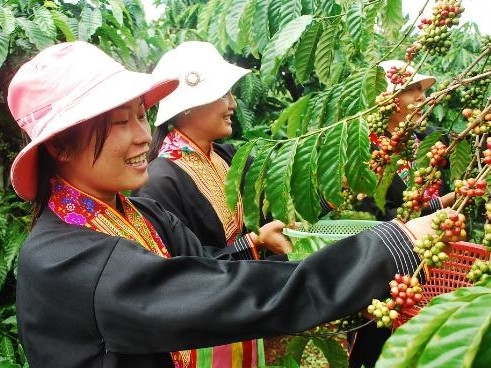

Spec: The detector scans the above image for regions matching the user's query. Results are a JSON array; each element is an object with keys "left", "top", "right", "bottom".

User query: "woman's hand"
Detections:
[
  {"left": 249, "top": 220, "right": 293, "bottom": 255},
  {"left": 399, "top": 208, "right": 464, "bottom": 242},
  {"left": 439, "top": 192, "right": 456, "bottom": 208}
]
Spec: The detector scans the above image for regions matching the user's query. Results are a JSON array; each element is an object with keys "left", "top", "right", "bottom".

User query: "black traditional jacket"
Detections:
[
  {"left": 133, "top": 143, "right": 250, "bottom": 253},
  {"left": 16, "top": 197, "right": 422, "bottom": 368}
]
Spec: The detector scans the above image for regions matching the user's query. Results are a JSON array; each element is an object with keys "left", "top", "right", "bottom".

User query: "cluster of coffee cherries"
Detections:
[
  {"left": 454, "top": 178, "right": 487, "bottom": 197},
  {"left": 482, "top": 223, "right": 491, "bottom": 250},
  {"left": 415, "top": 169, "right": 444, "bottom": 201},
  {"left": 368, "top": 274, "right": 423, "bottom": 328},
  {"left": 397, "top": 135, "right": 417, "bottom": 163},
  {"left": 486, "top": 202, "right": 491, "bottom": 222},
  {"left": 405, "top": 0, "right": 464, "bottom": 60},
  {"left": 483, "top": 203, "right": 491, "bottom": 250},
  {"left": 389, "top": 274, "right": 423, "bottom": 308},
  {"left": 369, "top": 135, "right": 394, "bottom": 176},
  {"left": 459, "top": 72, "right": 491, "bottom": 109},
  {"left": 462, "top": 108, "right": 491, "bottom": 135},
  {"left": 414, "top": 210, "right": 466, "bottom": 266},
  {"left": 433, "top": 209, "right": 467, "bottom": 243},
  {"left": 369, "top": 119, "right": 422, "bottom": 179},
  {"left": 467, "top": 259, "right": 491, "bottom": 283},
  {"left": 399, "top": 189, "right": 425, "bottom": 220},
  {"left": 367, "top": 298, "right": 399, "bottom": 329},
  {"left": 335, "top": 188, "right": 357, "bottom": 213},
  {"left": 365, "top": 93, "right": 400, "bottom": 135},
  {"left": 425, "top": 141, "right": 448, "bottom": 167},
  {"left": 397, "top": 142, "right": 446, "bottom": 221},
  {"left": 399, "top": 176, "right": 443, "bottom": 222},
  {"left": 386, "top": 66, "right": 413, "bottom": 88},
  {"left": 482, "top": 35, "right": 491, "bottom": 51},
  {"left": 369, "top": 128, "right": 416, "bottom": 176},
  {"left": 417, "top": 0, "right": 463, "bottom": 56},
  {"left": 482, "top": 137, "right": 491, "bottom": 165},
  {"left": 395, "top": 120, "right": 422, "bottom": 161},
  {"left": 413, "top": 233, "right": 448, "bottom": 267}
]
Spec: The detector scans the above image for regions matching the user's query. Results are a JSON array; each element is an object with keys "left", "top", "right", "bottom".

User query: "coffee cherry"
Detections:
[
  {"left": 409, "top": 0, "right": 464, "bottom": 57},
  {"left": 365, "top": 92, "right": 401, "bottom": 135},
  {"left": 414, "top": 233, "right": 448, "bottom": 267},
  {"left": 459, "top": 72, "right": 491, "bottom": 110},
  {"left": 467, "top": 260, "right": 491, "bottom": 283},
  {"left": 455, "top": 178, "right": 487, "bottom": 197}
]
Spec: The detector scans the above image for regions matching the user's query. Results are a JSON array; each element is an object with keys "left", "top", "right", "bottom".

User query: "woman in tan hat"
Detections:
[
  {"left": 11, "top": 41, "right": 447, "bottom": 368},
  {"left": 357, "top": 60, "right": 454, "bottom": 221},
  {"left": 348, "top": 60, "right": 454, "bottom": 368}
]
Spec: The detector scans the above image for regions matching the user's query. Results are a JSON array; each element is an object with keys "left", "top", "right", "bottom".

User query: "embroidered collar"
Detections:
[
  {"left": 157, "top": 128, "right": 243, "bottom": 243},
  {"left": 48, "top": 177, "right": 171, "bottom": 258},
  {"left": 158, "top": 129, "right": 200, "bottom": 160}
]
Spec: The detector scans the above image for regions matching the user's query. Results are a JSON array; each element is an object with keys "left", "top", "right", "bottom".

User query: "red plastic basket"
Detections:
[{"left": 395, "top": 241, "right": 490, "bottom": 328}]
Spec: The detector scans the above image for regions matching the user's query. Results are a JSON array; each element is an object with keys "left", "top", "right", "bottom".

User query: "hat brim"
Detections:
[
  {"left": 10, "top": 71, "right": 178, "bottom": 201},
  {"left": 408, "top": 74, "right": 436, "bottom": 91},
  {"left": 385, "top": 73, "right": 436, "bottom": 93},
  {"left": 154, "top": 63, "right": 250, "bottom": 126}
]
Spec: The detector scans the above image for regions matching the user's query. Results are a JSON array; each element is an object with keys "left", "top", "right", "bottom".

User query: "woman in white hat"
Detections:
[
  {"left": 135, "top": 41, "right": 291, "bottom": 263},
  {"left": 133, "top": 40, "right": 293, "bottom": 367},
  {"left": 356, "top": 60, "right": 454, "bottom": 221},
  {"left": 11, "top": 42, "right": 444, "bottom": 368}
]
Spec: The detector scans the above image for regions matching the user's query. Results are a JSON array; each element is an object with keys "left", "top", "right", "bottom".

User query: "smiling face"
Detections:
[
  {"left": 175, "top": 90, "right": 237, "bottom": 153},
  {"left": 53, "top": 98, "right": 151, "bottom": 206}
]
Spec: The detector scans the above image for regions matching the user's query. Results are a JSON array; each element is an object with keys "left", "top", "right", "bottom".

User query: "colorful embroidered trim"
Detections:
[
  {"left": 159, "top": 129, "right": 243, "bottom": 242},
  {"left": 48, "top": 177, "right": 171, "bottom": 259}
]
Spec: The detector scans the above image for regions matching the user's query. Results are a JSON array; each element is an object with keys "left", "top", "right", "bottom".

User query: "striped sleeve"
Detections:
[
  {"left": 421, "top": 197, "right": 442, "bottom": 216},
  {"left": 368, "top": 221, "right": 427, "bottom": 282},
  {"left": 226, "top": 236, "right": 256, "bottom": 260}
]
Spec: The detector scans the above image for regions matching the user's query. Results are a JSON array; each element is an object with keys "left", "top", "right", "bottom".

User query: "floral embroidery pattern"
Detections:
[
  {"left": 158, "top": 130, "right": 195, "bottom": 160},
  {"left": 157, "top": 129, "right": 243, "bottom": 243},
  {"left": 48, "top": 177, "right": 171, "bottom": 259}
]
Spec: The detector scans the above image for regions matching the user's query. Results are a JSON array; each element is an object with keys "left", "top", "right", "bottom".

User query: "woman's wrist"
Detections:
[
  {"left": 245, "top": 233, "right": 260, "bottom": 259},
  {"left": 248, "top": 232, "right": 265, "bottom": 248},
  {"left": 390, "top": 219, "right": 417, "bottom": 244}
]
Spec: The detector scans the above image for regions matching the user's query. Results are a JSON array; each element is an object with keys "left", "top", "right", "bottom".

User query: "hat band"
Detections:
[{"left": 17, "top": 104, "right": 54, "bottom": 139}]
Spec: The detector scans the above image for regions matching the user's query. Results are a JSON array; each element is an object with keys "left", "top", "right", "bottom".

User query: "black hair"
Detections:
[
  {"left": 31, "top": 115, "right": 110, "bottom": 228},
  {"left": 148, "top": 117, "right": 177, "bottom": 163}
]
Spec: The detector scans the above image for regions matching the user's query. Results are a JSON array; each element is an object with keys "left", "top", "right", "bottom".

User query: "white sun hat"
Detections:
[
  {"left": 153, "top": 41, "right": 251, "bottom": 126},
  {"left": 379, "top": 60, "right": 436, "bottom": 93}
]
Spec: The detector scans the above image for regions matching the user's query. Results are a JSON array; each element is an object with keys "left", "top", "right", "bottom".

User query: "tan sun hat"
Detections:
[
  {"left": 153, "top": 41, "right": 251, "bottom": 126},
  {"left": 379, "top": 60, "right": 436, "bottom": 93},
  {"left": 8, "top": 41, "right": 179, "bottom": 201}
]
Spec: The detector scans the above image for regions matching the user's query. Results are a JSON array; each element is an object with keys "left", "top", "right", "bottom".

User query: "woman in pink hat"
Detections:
[{"left": 11, "top": 42, "right": 447, "bottom": 368}]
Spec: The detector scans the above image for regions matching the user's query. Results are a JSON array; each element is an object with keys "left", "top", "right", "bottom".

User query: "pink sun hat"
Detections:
[{"left": 8, "top": 41, "right": 179, "bottom": 201}]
